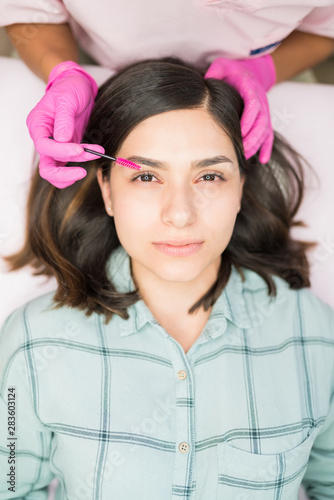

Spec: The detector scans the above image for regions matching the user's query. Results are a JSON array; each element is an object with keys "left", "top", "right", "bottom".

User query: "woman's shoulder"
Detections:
[
  {"left": 0, "top": 291, "right": 94, "bottom": 355},
  {"left": 239, "top": 266, "right": 334, "bottom": 336}
]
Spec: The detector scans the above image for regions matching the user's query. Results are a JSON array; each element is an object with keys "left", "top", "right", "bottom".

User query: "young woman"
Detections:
[{"left": 0, "top": 58, "right": 333, "bottom": 500}]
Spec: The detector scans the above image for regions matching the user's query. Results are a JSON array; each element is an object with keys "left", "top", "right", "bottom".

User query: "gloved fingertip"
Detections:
[
  {"left": 259, "top": 153, "right": 270, "bottom": 164},
  {"left": 78, "top": 169, "right": 87, "bottom": 179},
  {"left": 259, "top": 142, "right": 273, "bottom": 164}
]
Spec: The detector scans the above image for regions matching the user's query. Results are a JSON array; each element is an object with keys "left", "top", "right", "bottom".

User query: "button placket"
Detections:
[{"left": 167, "top": 338, "right": 196, "bottom": 499}]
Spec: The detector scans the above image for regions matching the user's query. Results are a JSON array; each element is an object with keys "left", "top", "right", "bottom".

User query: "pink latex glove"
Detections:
[
  {"left": 26, "top": 61, "right": 105, "bottom": 188},
  {"left": 204, "top": 54, "right": 276, "bottom": 164}
]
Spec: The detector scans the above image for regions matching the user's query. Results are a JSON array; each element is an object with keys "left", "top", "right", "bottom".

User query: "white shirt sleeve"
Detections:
[
  {"left": 298, "top": 6, "right": 334, "bottom": 38},
  {"left": 0, "top": 0, "right": 69, "bottom": 27}
]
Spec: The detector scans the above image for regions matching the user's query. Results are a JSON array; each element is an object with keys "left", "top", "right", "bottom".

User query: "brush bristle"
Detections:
[{"left": 116, "top": 157, "right": 141, "bottom": 170}]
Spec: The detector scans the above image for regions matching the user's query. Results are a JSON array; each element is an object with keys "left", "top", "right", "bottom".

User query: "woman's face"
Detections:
[{"left": 97, "top": 108, "right": 245, "bottom": 287}]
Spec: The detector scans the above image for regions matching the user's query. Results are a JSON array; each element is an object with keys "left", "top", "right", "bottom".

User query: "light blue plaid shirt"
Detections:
[{"left": 0, "top": 245, "right": 334, "bottom": 499}]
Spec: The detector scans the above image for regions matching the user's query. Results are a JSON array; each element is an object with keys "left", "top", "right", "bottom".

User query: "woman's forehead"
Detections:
[{"left": 118, "top": 108, "right": 236, "bottom": 153}]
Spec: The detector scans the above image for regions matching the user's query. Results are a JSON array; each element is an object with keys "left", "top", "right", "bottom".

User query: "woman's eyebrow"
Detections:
[{"left": 126, "top": 155, "right": 234, "bottom": 170}]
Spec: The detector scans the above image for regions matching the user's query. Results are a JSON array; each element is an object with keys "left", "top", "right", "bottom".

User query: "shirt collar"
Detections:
[{"left": 107, "top": 245, "right": 268, "bottom": 337}]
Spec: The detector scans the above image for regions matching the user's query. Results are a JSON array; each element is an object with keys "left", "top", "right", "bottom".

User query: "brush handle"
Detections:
[
  {"left": 82, "top": 147, "right": 117, "bottom": 162},
  {"left": 84, "top": 147, "right": 141, "bottom": 170},
  {"left": 48, "top": 137, "right": 116, "bottom": 162},
  {"left": 48, "top": 137, "right": 140, "bottom": 170},
  {"left": 83, "top": 147, "right": 141, "bottom": 170}
]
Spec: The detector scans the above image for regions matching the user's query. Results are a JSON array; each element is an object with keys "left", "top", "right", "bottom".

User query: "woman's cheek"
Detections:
[
  {"left": 193, "top": 182, "right": 223, "bottom": 210},
  {"left": 194, "top": 182, "right": 239, "bottom": 214},
  {"left": 113, "top": 186, "right": 159, "bottom": 221}
]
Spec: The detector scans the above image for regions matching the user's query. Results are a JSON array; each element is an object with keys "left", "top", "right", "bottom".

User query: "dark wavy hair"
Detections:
[{"left": 5, "top": 57, "right": 317, "bottom": 323}]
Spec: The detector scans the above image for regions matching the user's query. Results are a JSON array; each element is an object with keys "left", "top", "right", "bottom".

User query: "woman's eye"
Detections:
[
  {"left": 199, "top": 173, "right": 226, "bottom": 182},
  {"left": 131, "top": 172, "right": 158, "bottom": 182},
  {"left": 131, "top": 171, "right": 226, "bottom": 183}
]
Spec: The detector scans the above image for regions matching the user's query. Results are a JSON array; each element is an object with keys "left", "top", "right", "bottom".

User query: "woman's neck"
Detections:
[{"left": 130, "top": 257, "right": 221, "bottom": 320}]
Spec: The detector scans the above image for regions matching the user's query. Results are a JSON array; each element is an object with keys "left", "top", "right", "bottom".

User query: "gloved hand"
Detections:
[
  {"left": 204, "top": 54, "right": 276, "bottom": 164},
  {"left": 27, "top": 61, "right": 105, "bottom": 188}
]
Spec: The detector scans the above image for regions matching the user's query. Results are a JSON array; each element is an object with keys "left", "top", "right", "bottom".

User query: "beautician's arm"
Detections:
[
  {"left": 5, "top": 22, "right": 334, "bottom": 184},
  {"left": 5, "top": 24, "right": 334, "bottom": 102},
  {"left": 5, "top": 22, "right": 78, "bottom": 83},
  {"left": 271, "top": 29, "right": 334, "bottom": 83},
  {"left": 5, "top": 24, "right": 334, "bottom": 86},
  {"left": 5, "top": 22, "right": 100, "bottom": 189}
]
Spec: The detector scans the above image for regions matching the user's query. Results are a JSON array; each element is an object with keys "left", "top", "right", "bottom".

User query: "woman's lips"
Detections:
[{"left": 152, "top": 241, "right": 204, "bottom": 257}]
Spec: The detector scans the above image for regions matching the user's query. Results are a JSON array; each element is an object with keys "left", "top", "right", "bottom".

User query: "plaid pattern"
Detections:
[{"left": 0, "top": 245, "right": 334, "bottom": 500}]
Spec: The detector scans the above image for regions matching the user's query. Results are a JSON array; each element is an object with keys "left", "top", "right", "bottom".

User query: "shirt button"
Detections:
[
  {"left": 179, "top": 442, "right": 189, "bottom": 453},
  {"left": 177, "top": 370, "right": 187, "bottom": 380}
]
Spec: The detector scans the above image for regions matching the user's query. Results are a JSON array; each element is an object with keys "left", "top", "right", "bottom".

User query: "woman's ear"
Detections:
[{"left": 96, "top": 168, "right": 114, "bottom": 216}]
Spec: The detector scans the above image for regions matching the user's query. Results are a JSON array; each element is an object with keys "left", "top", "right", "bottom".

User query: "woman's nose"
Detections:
[{"left": 161, "top": 183, "right": 198, "bottom": 228}]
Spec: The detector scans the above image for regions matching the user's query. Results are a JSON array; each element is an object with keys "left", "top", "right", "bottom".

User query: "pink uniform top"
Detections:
[{"left": 1, "top": 0, "right": 334, "bottom": 73}]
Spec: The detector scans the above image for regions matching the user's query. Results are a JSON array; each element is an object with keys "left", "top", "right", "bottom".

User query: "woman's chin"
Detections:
[{"left": 147, "top": 259, "right": 208, "bottom": 284}]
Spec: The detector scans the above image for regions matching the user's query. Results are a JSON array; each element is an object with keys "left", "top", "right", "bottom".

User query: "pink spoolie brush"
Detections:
[
  {"left": 48, "top": 137, "right": 141, "bottom": 170},
  {"left": 83, "top": 147, "right": 141, "bottom": 170}
]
